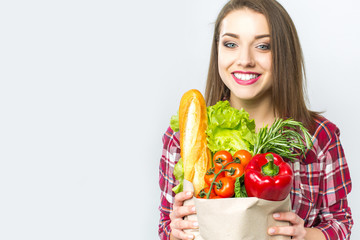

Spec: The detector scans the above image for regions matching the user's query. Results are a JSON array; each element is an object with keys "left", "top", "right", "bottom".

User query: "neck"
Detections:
[{"left": 229, "top": 93, "right": 276, "bottom": 132}]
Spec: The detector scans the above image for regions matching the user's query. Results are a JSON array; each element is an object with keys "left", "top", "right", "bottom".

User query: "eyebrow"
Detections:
[{"left": 221, "top": 33, "right": 270, "bottom": 39}]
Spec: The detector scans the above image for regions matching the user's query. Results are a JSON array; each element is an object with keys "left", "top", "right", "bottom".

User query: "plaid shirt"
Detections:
[{"left": 158, "top": 116, "right": 353, "bottom": 240}]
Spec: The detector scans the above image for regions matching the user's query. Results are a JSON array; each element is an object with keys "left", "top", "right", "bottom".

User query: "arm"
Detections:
[
  {"left": 159, "top": 166, "right": 198, "bottom": 240},
  {"left": 314, "top": 197, "right": 352, "bottom": 239},
  {"left": 158, "top": 127, "right": 198, "bottom": 240},
  {"left": 158, "top": 127, "right": 179, "bottom": 240},
  {"left": 314, "top": 126, "right": 353, "bottom": 239},
  {"left": 159, "top": 168, "right": 174, "bottom": 239},
  {"left": 269, "top": 121, "right": 352, "bottom": 239}
]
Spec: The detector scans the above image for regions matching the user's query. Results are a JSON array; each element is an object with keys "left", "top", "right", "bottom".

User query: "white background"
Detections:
[{"left": 0, "top": 0, "right": 359, "bottom": 239}]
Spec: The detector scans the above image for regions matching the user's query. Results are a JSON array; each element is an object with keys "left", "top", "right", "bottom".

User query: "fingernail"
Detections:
[
  {"left": 268, "top": 228, "right": 276, "bottom": 234},
  {"left": 186, "top": 191, "right": 193, "bottom": 196},
  {"left": 193, "top": 222, "right": 199, "bottom": 227},
  {"left": 188, "top": 234, "right": 194, "bottom": 239},
  {"left": 273, "top": 213, "right": 280, "bottom": 218},
  {"left": 191, "top": 206, "right": 196, "bottom": 212}
]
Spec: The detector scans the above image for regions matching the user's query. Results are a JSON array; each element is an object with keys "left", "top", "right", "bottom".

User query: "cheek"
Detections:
[
  {"left": 257, "top": 54, "right": 272, "bottom": 71},
  {"left": 218, "top": 50, "right": 232, "bottom": 72},
  {"left": 218, "top": 57, "right": 231, "bottom": 84}
]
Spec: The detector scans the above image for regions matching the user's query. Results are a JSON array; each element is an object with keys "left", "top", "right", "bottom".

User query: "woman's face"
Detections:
[{"left": 218, "top": 8, "right": 272, "bottom": 103}]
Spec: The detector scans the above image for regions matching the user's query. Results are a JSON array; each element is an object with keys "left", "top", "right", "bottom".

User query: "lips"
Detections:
[{"left": 232, "top": 71, "right": 261, "bottom": 86}]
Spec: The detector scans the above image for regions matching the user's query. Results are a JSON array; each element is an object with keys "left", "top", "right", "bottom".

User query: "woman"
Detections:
[{"left": 159, "top": 0, "right": 353, "bottom": 239}]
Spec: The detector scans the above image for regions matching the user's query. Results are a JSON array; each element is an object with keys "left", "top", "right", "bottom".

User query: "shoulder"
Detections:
[
  {"left": 302, "top": 116, "right": 341, "bottom": 164},
  {"left": 312, "top": 115, "right": 341, "bottom": 149}
]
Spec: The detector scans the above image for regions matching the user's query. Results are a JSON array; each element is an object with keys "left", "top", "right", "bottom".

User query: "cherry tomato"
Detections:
[
  {"left": 204, "top": 167, "right": 225, "bottom": 186},
  {"left": 224, "top": 162, "right": 245, "bottom": 181},
  {"left": 213, "top": 150, "right": 233, "bottom": 172},
  {"left": 214, "top": 177, "right": 235, "bottom": 198},
  {"left": 211, "top": 195, "right": 223, "bottom": 199},
  {"left": 204, "top": 167, "right": 215, "bottom": 186},
  {"left": 233, "top": 149, "right": 252, "bottom": 167},
  {"left": 197, "top": 187, "right": 216, "bottom": 199}
]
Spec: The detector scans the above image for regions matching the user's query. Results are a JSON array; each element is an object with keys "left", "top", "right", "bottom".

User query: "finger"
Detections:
[
  {"left": 174, "top": 191, "right": 194, "bottom": 207},
  {"left": 268, "top": 226, "right": 306, "bottom": 239},
  {"left": 170, "top": 205, "right": 196, "bottom": 220},
  {"left": 170, "top": 220, "right": 198, "bottom": 240},
  {"left": 171, "top": 229, "right": 195, "bottom": 240},
  {"left": 273, "top": 212, "right": 304, "bottom": 225},
  {"left": 171, "top": 219, "right": 199, "bottom": 230}
]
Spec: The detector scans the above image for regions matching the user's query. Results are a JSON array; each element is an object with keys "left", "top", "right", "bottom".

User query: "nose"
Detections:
[{"left": 236, "top": 47, "right": 255, "bottom": 67}]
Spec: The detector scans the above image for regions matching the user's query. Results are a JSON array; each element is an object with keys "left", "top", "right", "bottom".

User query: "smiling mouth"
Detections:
[
  {"left": 231, "top": 72, "right": 261, "bottom": 85},
  {"left": 233, "top": 72, "right": 260, "bottom": 81}
]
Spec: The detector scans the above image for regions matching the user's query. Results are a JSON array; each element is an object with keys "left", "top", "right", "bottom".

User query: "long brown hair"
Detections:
[{"left": 204, "top": 0, "right": 318, "bottom": 132}]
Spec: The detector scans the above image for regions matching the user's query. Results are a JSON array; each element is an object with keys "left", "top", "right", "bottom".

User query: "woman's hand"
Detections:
[
  {"left": 268, "top": 212, "right": 306, "bottom": 240},
  {"left": 169, "top": 191, "right": 198, "bottom": 240}
]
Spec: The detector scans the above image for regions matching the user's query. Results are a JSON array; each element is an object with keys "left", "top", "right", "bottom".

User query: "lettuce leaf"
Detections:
[
  {"left": 170, "top": 112, "right": 179, "bottom": 132},
  {"left": 206, "top": 101, "right": 256, "bottom": 155},
  {"left": 172, "top": 158, "right": 183, "bottom": 194},
  {"left": 234, "top": 175, "right": 247, "bottom": 198}
]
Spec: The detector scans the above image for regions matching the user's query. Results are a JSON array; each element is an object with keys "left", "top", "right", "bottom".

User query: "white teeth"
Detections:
[{"left": 233, "top": 73, "right": 259, "bottom": 81}]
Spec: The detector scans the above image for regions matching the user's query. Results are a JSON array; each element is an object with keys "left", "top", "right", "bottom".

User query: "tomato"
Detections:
[
  {"left": 197, "top": 187, "right": 216, "bottom": 199},
  {"left": 214, "top": 177, "right": 235, "bottom": 198},
  {"left": 204, "top": 167, "right": 215, "bottom": 186},
  {"left": 211, "top": 195, "right": 223, "bottom": 199},
  {"left": 213, "top": 150, "right": 233, "bottom": 172},
  {"left": 233, "top": 149, "right": 252, "bottom": 167},
  {"left": 224, "top": 162, "right": 245, "bottom": 181},
  {"left": 204, "top": 167, "right": 225, "bottom": 186}
]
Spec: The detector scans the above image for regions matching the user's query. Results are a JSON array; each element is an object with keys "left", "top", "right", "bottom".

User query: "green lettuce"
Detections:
[
  {"left": 172, "top": 158, "right": 183, "bottom": 194},
  {"left": 234, "top": 175, "right": 247, "bottom": 198},
  {"left": 206, "top": 101, "right": 256, "bottom": 155},
  {"left": 170, "top": 112, "right": 179, "bottom": 132}
]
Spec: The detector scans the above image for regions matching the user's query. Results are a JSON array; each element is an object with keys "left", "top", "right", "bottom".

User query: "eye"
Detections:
[
  {"left": 224, "top": 42, "right": 237, "bottom": 48},
  {"left": 256, "top": 43, "right": 271, "bottom": 50}
]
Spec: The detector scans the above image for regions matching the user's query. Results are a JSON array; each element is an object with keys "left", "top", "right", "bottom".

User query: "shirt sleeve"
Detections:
[
  {"left": 158, "top": 127, "right": 181, "bottom": 240},
  {"left": 314, "top": 126, "right": 353, "bottom": 239}
]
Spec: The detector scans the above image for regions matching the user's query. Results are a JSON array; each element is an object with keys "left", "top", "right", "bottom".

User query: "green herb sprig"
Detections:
[{"left": 253, "top": 118, "right": 313, "bottom": 162}]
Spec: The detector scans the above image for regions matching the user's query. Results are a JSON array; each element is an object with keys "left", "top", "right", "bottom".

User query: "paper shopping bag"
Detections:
[{"left": 183, "top": 179, "right": 291, "bottom": 240}]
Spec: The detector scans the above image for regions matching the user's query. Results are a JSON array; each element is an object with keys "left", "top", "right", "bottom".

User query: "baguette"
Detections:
[{"left": 179, "top": 89, "right": 211, "bottom": 196}]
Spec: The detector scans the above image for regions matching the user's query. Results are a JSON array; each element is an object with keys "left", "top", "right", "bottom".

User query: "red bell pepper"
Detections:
[{"left": 244, "top": 153, "right": 293, "bottom": 201}]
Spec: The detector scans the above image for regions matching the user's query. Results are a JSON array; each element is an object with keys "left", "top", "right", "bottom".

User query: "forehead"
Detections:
[{"left": 220, "top": 8, "right": 270, "bottom": 37}]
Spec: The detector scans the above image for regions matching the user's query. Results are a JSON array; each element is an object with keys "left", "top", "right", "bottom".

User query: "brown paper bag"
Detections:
[{"left": 183, "top": 180, "right": 291, "bottom": 240}]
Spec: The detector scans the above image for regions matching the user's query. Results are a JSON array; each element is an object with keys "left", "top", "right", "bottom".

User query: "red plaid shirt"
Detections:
[{"left": 158, "top": 116, "right": 353, "bottom": 239}]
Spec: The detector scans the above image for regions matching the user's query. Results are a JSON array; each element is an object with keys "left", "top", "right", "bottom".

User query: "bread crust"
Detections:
[{"left": 179, "top": 89, "right": 211, "bottom": 195}]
